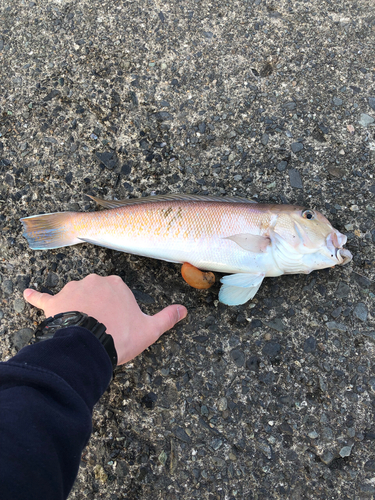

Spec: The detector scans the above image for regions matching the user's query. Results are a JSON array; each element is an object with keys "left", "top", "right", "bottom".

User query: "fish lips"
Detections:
[
  {"left": 335, "top": 247, "right": 353, "bottom": 266},
  {"left": 327, "top": 232, "right": 352, "bottom": 266}
]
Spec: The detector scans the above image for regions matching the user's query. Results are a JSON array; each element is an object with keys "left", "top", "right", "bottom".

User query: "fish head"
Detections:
[{"left": 272, "top": 206, "right": 352, "bottom": 273}]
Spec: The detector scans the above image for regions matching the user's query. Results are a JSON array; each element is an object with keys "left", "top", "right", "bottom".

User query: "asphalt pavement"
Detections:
[{"left": 0, "top": 0, "right": 374, "bottom": 498}]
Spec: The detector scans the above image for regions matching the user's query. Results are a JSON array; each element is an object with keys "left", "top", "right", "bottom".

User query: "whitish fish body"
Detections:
[{"left": 20, "top": 194, "right": 352, "bottom": 305}]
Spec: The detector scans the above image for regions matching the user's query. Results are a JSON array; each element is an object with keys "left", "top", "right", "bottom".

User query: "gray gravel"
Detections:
[{"left": 0, "top": 0, "right": 374, "bottom": 499}]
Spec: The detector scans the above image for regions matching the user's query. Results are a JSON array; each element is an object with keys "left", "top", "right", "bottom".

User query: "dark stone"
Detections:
[
  {"left": 132, "top": 290, "right": 155, "bottom": 304},
  {"left": 261, "top": 133, "right": 269, "bottom": 145},
  {"left": 249, "top": 319, "right": 262, "bottom": 330},
  {"left": 203, "top": 31, "right": 214, "bottom": 39},
  {"left": 158, "top": 11, "right": 165, "bottom": 22},
  {"left": 43, "top": 90, "right": 60, "bottom": 102},
  {"left": 331, "top": 306, "right": 342, "bottom": 319},
  {"left": 116, "top": 461, "right": 129, "bottom": 477},
  {"left": 65, "top": 172, "right": 73, "bottom": 185},
  {"left": 141, "top": 392, "right": 157, "bottom": 409},
  {"left": 291, "top": 142, "right": 303, "bottom": 153},
  {"left": 13, "top": 328, "right": 33, "bottom": 350},
  {"left": 345, "top": 391, "right": 359, "bottom": 403},
  {"left": 45, "top": 272, "right": 59, "bottom": 288},
  {"left": 336, "top": 282, "right": 350, "bottom": 298},
  {"left": 193, "top": 335, "right": 208, "bottom": 343},
  {"left": 230, "top": 349, "right": 245, "bottom": 367},
  {"left": 121, "top": 163, "right": 132, "bottom": 175},
  {"left": 151, "top": 111, "right": 172, "bottom": 121},
  {"left": 5, "top": 173, "right": 14, "bottom": 186},
  {"left": 2, "top": 279, "right": 14, "bottom": 295},
  {"left": 198, "top": 122, "right": 206, "bottom": 133},
  {"left": 95, "top": 151, "right": 117, "bottom": 170},
  {"left": 312, "top": 127, "right": 327, "bottom": 142},
  {"left": 262, "top": 341, "right": 281, "bottom": 357},
  {"left": 283, "top": 101, "right": 296, "bottom": 110},
  {"left": 352, "top": 273, "right": 372, "bottom": 289},
  {"left": 277, "top": 161, "right": 287, "bottom": 171},
  {"left": 279, "top": 422, "right": 293, "bottom": 435},
  {"left": 16, "top": 275, "right": 30, "bottom": 291},
  {"left": 303, "top": 336, "right": 317, "bottom": 353},
  {"left": 265, "top": 318, "right": 285, "bottom": 332},
  {"left": 364, "top": 460, "right": 375, "bottom": 472},
  {"left": 353, "top": 303, "right": 368, "bottom": 322},
  {"left": 288, "top": 168, "right": 303, "bottom": 189},
  {"left": 44, "top": 137, "right": 57, "bottom": 144},
  {"left": 246, "top": 355, "right": 260, "bottom": 371},
  {"left": 369, "top": 97, "right": 375, "bottom": 111},
  {"left": 333, "top": 97, "right": 343, "bottom": 106},
  {"left": 173, "top": 427, "right": 191, "bottom": 443}
]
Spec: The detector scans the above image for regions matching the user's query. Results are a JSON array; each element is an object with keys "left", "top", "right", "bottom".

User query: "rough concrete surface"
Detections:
[{"left": 0, "top": 0, "right": 375, "bottom": 498}]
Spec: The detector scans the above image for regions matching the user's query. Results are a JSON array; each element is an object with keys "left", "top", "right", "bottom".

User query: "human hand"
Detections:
[{"left": 23, "top": 274, "right": 188, "bottom": 365}]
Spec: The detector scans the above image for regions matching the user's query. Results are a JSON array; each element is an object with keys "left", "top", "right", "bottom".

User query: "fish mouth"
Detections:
[
  {"left": 335, "top": 247, "right": 353, "bottom": 266},
  {"left": 327, "top": 232, "right": 352, "bottom": 266}
]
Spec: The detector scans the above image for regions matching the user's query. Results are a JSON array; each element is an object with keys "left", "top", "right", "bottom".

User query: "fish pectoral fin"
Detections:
[
  {"left": 219, "top": 273, "right": 264, "bottom": 306},
  {"left": 224, "top": 234, "right": 270, "bottom": 253}
]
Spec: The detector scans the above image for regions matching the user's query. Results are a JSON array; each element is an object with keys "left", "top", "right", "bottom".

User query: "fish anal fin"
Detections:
[{"left": 225, "top": 234, "right": 270, "bottom": 253}]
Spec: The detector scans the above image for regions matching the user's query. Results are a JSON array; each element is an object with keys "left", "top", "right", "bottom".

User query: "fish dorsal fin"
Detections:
[
  {"left": 86, "top": 193, "right": 257, "bottom": 209},
  {"left": 225, "top": 234, "right": 271, "bottom": 253}
]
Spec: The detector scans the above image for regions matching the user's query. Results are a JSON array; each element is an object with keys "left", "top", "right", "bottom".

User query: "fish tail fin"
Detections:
[{"left": 20, "top": 212, "right": 82, "bottom": 250}]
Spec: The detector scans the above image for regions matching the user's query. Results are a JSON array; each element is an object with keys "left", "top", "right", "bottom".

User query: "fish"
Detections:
[{"left": 20, "top": 193, "right": 352, "bottom": 306}]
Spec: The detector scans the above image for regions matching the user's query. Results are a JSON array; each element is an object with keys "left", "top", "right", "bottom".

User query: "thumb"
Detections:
[
  {"left": 149, "top": 304, "right": 188, "bottom": 337},
  {"left": 23, "top": 289, "right": 52, "bottom": 311}
]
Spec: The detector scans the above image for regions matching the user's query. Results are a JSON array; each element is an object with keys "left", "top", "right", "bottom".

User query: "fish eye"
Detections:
[{"left": 302, "top": 209, "right": 315, "bottom": 220}]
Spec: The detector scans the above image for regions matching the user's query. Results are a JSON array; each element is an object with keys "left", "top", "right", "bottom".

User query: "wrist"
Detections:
[{"left": 35, "top": 311, "right": 118, "bottom": 370}]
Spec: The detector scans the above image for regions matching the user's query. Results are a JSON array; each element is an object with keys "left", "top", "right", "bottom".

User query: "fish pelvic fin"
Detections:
[
  {"left": 20, "top": 212, "right": 81, "bottom": 250},
  {"left": 219, "top": 273, "right": 265, "bottom": 306}
]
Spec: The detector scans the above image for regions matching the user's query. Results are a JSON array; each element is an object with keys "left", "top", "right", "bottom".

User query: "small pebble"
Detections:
[
  {"left": 2, "top": 280, "right": 13, "bottom": 295},
  {"left": 13, "top": 298, "right": 25, "bottom": 313},
  {"left": 211, "top": 439, "right": 223, "bottom": 451},
  {"left": 320, "top": 450, "right": 335, "bottom": 465},
  {"left": 230, "top": 349, "right": 245, "bottom": 367},
  {"left": 339, "top": 445, "right": 353, "bottom": 458},
  {"left": 277, "top": 160, "right": 287, "bottom": 171},
  {"left": 13, "top": 328, "right": 33, "bottom": 350},
  {"left": 353, "top": 303, "right": 368, "bottom": 322},
  {"left": 261, "top": 133, "right": 269, "bottom": 145},
  {"left": 217, "top": 397, "right": 228, "bottom": 411},
  {"left": 288, "top": 168, "right": 303, "bottom": 189},
  {"left": 358, "top": 113, "right": 374, "bottom": 127},
  {"left": 212, "top": 456, "right": 225, "bottom": 467},
  {"left": 291, "top": 142, "right": 303, "bottom": 153}
]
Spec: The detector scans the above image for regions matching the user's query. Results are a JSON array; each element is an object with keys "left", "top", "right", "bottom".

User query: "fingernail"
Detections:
[
  {"left": 177, "top": 306, "right": 187, "bottom": 321},
  {"left": 23, "top": 289, "right": 34, "bottom": 299}
]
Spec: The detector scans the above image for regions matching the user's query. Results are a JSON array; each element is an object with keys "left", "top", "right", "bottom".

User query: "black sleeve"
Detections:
[{"left": 0, "top": 326, "right": 113, "bottom": 500}]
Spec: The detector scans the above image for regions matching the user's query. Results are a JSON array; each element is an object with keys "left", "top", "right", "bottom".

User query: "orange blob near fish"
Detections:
[{"left": 20, "top": 194, "right": 352, "bottom": 306}]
